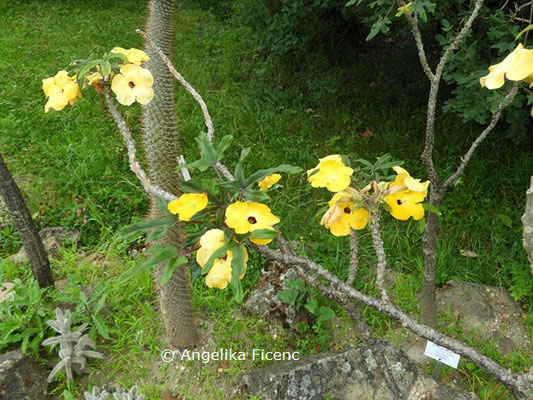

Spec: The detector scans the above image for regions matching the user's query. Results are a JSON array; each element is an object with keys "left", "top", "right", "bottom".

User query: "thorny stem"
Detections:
[
  {"left": 346, "top": 229, "right": 359, "bottom": 286},
  {"left": 370, "top": 214, "right": 389, "bottom": 301}
]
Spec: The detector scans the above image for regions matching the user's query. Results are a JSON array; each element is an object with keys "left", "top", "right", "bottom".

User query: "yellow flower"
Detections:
[
  {"left": 258, "top": 174, "right": 281, "bottom": 191},
  {"left": 111, "top": 64, "right": 154, "bottom": 106},
  {"left": 321, "top": 192, "right": 368, "bottom": 236},
  {"left": 225, "top": 202, "right": 280, "bottom": 244},
  {"left": 167, "top": 193, "right": 208, "bottom": 221},
  {"left": 111, "top": 47, "right": 149, "bottom": 65},
  {"left": 307, "top": 154, "right": 354, "bottom": 192},
  {"left": 42, "top": 71, "right": 82, "bottom": 113},
  {"left": 383, "top": 190, "right": 426, "bottom": 220},
  {"left": 388, "top": 166, "right": 429, "bottom": 194},
  {"left": 195, "top": 229, "right": 248, "bottom": 289},
  {"left": 480, "top": 44, "right": 533, "bottom": 89},
  {"left": 85, "top": 71, "right": 102, "bottom": 86}
]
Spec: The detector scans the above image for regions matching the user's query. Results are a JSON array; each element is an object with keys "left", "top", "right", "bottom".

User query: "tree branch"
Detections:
[
  {"left": 441, "top": 84, "right": 519, "bottom": 192},
  {"left": 137, "top": 29, "right": 233, "bottom": 181},
  {"left": 253, "top": 244, "right": 531, "bottom": 399},
  {"left": 346, "top": 229, "right": 359, "bottom": 286},
  {"left": 420, "top": 0, "right": 485, "bottom": 191},
  {"left": 370, "top": 215, "right": 389, "bottom": 301},
  {"left": 404, "top": 12, "right": 435, "bottom": 81},
  {"left": 103, "top": 87, "right": 177, "bottom": 202}
]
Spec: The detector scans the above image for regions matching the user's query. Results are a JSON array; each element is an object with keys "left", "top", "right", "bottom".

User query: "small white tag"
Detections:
[
  {"left": 424, "top": 341, "right": 460, "bottom": 369},
  {"left": 177, "top": 155, "right": 191, "bottom": 182}
]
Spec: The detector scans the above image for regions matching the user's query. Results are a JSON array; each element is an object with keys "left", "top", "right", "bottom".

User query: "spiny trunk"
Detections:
[
  {"left": 522, "top": 176, "right": 533, "bottom": 275},
  {"left": 420, "top": 195, "right": 443, "bottom": 329},
  {"left": 142, "top": 0, "right": 197, "bottom": 347},
  {"left": 0, "top": 154, "right": 53, "bottom": 288}
]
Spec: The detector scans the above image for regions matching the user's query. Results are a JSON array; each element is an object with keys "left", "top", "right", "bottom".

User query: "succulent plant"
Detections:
[
  {"left": 84, "top": 385, "right": 145, "bottom": 400},
  {"left": 42, "top": 307, "right": 103, "bottom": 382}
]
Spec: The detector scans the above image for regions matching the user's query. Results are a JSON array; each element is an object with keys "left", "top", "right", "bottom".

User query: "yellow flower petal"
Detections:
[
  {"left": 205, "top": 258, "right": 232, "bottom": 289},
  {"left": 196, "top": 229, "right": 226, "bottom": 267},
  {"left": 384, "top": 191, "right": 426, "bottom": 221},
  {"left": 225, "top": 201, "right": 280, "bottom": 242},
  {"left": 258, "top": 174, "right": 281, "bottom": 191},
  {"left": 45, "top": 93, "right": 68, "bottom": 113},
  {"left": 167, "top": 193, "right": 208, "bottom": 221},
  {"left": 307, "top": 156, "right": 353, "bottom": 193}
]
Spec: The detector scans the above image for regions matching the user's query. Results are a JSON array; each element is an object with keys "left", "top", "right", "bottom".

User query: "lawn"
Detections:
[{"left": 0, "top": 1, "right": 531, "bottom": 399}]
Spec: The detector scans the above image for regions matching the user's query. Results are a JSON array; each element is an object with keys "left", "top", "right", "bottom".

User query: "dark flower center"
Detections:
[
  {"left": 343, "top": 207, "right": 351, "bottom": 214},
  {"left": 396, "top": 199, "right": 403, "bottom": 205},
  {"left": 128, "top": 81, "right": 135, "bottom": 88},
  {"left": 221, "top": 255, "right": 228, "bottom": 261},
  {"left": 248, "top": 216, "right": 257, "bottom": 224}
]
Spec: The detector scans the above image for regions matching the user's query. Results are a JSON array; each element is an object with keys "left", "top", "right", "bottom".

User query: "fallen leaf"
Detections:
[
  {"left": 361, "top": 129, "right": 374, "bottom": 138},
  {"left": 460, "top": 249, "right": 478, "bottom": 258}
]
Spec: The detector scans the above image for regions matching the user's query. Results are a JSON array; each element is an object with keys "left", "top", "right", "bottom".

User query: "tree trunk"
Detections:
[
  {"left": 142, "top": 0, "right": 198, "bottom": 347},
  {"left": 420, "top": 195, "right": 443, "bottom": 329},
  {"left": 522, "top": 176, "right": 533, "bottom": 275},
  {"left": 0, "top": 154, "right": 53, "bottom": 288}
]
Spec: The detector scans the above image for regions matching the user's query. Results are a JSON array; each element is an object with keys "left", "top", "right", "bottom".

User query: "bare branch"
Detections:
[
  {"left": 370, "top": 215, "right": 389, "bottom": 301},
  {"left": 404, "top": 12, "right": 435, "bottom": 81},
  {"left": 254, "top": 244, "right": 531, "bottom": 399},
  {"left": 137, "top": 29, "right": 234, "bottom": 181},
  {"left": 434, "top": 0, "right": 485, "bottom": 81},
  {"left": 346, "top": 229, "right": 359, "bottom": 286},
  {"left": 441, "top": 84, "right": 519, "bottom": 192},
  {"left": 295, "top": 266, "right": 405, "bottom": 400},
  {"left": 420, "top": 0, "right": 485, "bottom": 190},
  {"left": 103, "top": 87, "right": 177, "bottom": 202}
]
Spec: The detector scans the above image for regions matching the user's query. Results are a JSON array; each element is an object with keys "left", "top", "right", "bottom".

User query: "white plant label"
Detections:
[{"left": 424, "top": 341, "right": 460, "bottom": 369}]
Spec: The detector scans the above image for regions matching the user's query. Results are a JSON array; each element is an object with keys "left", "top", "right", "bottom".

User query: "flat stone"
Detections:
[
  {"left": 9, "top": 226, "right": 80, "bottom": 264},
  {"left": 234, "top": 340, "right": 474, "bottom": 400},
  {"left": 436, "top": 281, "right": 530, "bottom": 354},
  {"left": 0, "top": 349, "right": 50, "bottom": 400}
]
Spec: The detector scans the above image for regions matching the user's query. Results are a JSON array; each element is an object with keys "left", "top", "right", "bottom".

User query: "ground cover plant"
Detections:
[{"left": 0, "top": 0, "right": 532, "bottom": 399}]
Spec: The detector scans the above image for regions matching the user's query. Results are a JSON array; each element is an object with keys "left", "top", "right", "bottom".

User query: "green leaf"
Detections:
[
  {"left": 216, "top": 135, "right": 233, "bottom": 161},
  {"left": 304, "top": 297, "right": 318, "bottom": 314},
  {"left": 244, "top": 164, "right": 302, "bottom": 187},
  {"left": 91, "top": 315, "right": 110, "bottom": 340},
  {"left": 100, "top": 61, "right": 111, "bottom": 76},
  {"left": 239, "top": 147, "right": 251, "bottom": 161},
  {"left": 118, "top": 217, "right": 171, "bottom": 238},
  {"left": 190, "top": 259, "right": 202, "bottom": 282},
  {"left": 201, "top": 243, "right": 231, "bottom": 276},
  {"left": 418, "top": 217, "right": 425, "bottom": 234},
  {"left": 243, "top": 188, "right": 270, "bottom": 202},
  {"left": 62, "top": 390, "right": 77, "bottom": 400},
  {"left": 248, "top": 229, "right": 279, "bottom": 240},
  {"left": 118, "top": 246, "right": 178, "bottom": 284},
  {"left": 77, "top": 60, "right": 103, "bottom": 86},
  {"left": 234, "top": 162, "right": 246, "bottom": 186},
  {"left": 422, "top": 203, "right": 441, "bottom": 216},
  {"left": 229, "top": 243, "right": 245, "bottom": 303},
  {"left": 107, "top": 51, "right": 129, "bottom": 63},
  {"left": 161, "top": 256, "right": 187, "bottom": 286}
]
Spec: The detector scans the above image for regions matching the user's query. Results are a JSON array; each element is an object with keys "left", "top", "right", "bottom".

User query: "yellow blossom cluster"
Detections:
[
  {"left": 307, "top": 156, "right": 429, "bottom": 237},
  {"left": 42, "top": 47, "right": 154, "bottom": 112},
  {"left": 167, "top": 190, "right": 280, "bottom": 289}
]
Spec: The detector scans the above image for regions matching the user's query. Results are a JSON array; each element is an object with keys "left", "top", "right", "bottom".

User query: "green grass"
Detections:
[{"left": 0, "top": 0, "right": 531, "bottom": 399}]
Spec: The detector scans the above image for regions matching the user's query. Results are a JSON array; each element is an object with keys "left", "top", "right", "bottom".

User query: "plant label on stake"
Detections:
[
  {"left": 425, "top": 341, "right": 460, "bottom": 379},
  {"left": 178, "top": 155, "right": 191, "bottom": 181}
]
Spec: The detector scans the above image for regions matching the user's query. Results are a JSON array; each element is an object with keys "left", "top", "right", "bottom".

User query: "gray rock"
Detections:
[
  {"left": 243, "top": 263, "right": 306, "bottom": 330},
  {"left": 0, "top": 349, "right": 50, "bottom": 400},
  {"left": 9, "top": 227, "right": 80, "bottom": 264},
  {"left": 235, "top": 340, "right": 474, "bottom": 400},
  {"left": 436, "top": 281, "right": 530, "bottom": 354}
]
